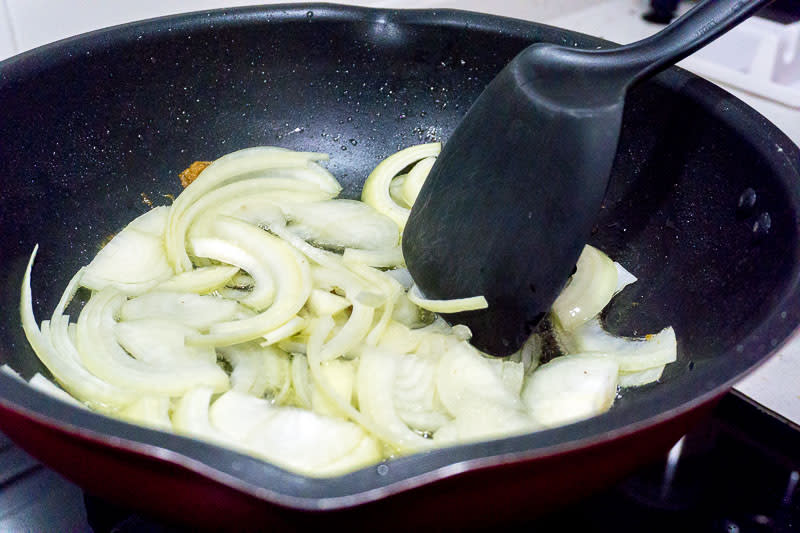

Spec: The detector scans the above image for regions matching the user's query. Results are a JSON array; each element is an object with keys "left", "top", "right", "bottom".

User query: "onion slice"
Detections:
[
  {"left": 361, "top": 143, "right": 440, "bottom": 230},
  {"left": 190, "top": 236, "right": 276, "bottom": 311},
  {"left": 155, "top": 265, "right": 239, "bottom": 294},
  {"left": 166, "top": 147, "right": 337, "bottom": 272},
  {"left": 187, "top": 217, "right": 312, "bottom": 347},
  {"left": 564, "top": 318, "right": 677, "bottom": 372},
  {"left": 407, "top": 284, "right": 488, "bottom": 313},
  {"left": 81, "top": 226, "right": 173, "bottom": 295},
  {"left": 356, "top": 347, "right": 436, "bottom": 452},
  {"left": 20, "top": 247, "right": 138, "bottom": 411},
  {"left": 521, "top": 353, "right": 619, "bottom": 428},
  {"left": 551, "top": 245, "right": 618, "bottom": 331},
  {"left": 401, "top": 156, "right": 436, "bottom": 207},
  {"left": 76, "top": 288, "right": 229, "bottom": 395}
]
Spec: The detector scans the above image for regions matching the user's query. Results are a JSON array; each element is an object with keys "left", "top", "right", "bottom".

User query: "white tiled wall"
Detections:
[
  {"left": 0, "top": 0, "right": 16, "bottom": 60},
  {"left": 0, "top": 0, "right": 603, "bottom": 60}
]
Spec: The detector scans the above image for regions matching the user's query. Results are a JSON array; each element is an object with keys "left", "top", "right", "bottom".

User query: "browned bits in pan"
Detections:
[{"left": 179, "top": 161, "right": 212, "bottom": 188}]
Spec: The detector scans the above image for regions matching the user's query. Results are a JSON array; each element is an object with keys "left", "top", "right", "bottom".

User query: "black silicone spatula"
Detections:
[{"left": 403, "top": 0, "right": 772, "bottom": 356}]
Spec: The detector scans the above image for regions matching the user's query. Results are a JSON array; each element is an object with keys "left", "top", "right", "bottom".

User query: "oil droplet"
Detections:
[
  {"left": 349, "top": 138, "right": 357, "bottom": 146},
  {"left": 724, "top": 520, "right": 740, "bottom": 533},
  {"left": 753, "top": 211, "right": 771, "bottom": 237},
  {"left": 736, "top": 187, "right": 757, "bottom": 219},
  {"left": 306, "top": 10, "right": 314, "bottom": 18},
  {"left": 340, "top": 145, "right": 348, "bottom": 151},
  {"left": 738, "top": 188, "right": 756, "bottom": 209}
]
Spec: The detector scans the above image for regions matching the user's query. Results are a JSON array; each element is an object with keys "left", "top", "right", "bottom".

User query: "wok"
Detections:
[{"left": 0, "top": 3, "right": 798, "bottom": 529}]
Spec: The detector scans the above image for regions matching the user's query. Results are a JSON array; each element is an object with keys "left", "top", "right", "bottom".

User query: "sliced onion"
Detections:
[
  {"left": 408, "top": 284, "right": 488, "bottom": 313},
  {"left": 356, "top": 347, "right": 435, "bottom": 452},
  {"left": 114, "top": 319, "right": 216, "bottom": 366},
  {"left": 166, "top": 147, "right": 337, "bottom": 272},
  {"left": 342, "top": 247, "right": 404, "bottom": 268},
  {"left": 243, "top": 403, "right": 381, "bottom": 477},
  {"left": 187, "top": 217, "right": 312, "bottom": 347},
  {"left": 486, "top": 358, "right": 525, "bottom": 397},
  {"left": 290, "top": 354, "right": 313, "bottom": 408},
  {"left": 513, "top": 334, "right": 543, "bottom": 375},
  {"left": 390, "top": 293, "right": 426, "bottom": 328},
  {"left": 155, "top": 265, "right": 239, "bottom": 294},
  {"left": 1, "top": 364, "right": 23, "bottom": 381},
  {"left": 384, "top": 267, "right": 414, "bottom": 289},
  {"left": 208, "top": 390, "right": 277, "bottom": 442},
  {"left": 190, "top": 236, "right": 276, "bottom": 311},
  {"left": 76, "top": 288, "right": 230, "bottom": 395},
  {"left": 307, "top": 289, "right": 351, "bottom": 316},
  {"left": 127, "top": 205, "right": 171, "bottom": 236},
  {"left": 318, "top": 303, "right": 375, "bottom": 361},
  {"left": 374, "top": 321, "right": 424, "bottom": 354},
  {"left": 521, "top": 353, "right": 619, "bottom": 428},
  {"left": 565, "top": 318, "right": 677, "bottom": 372},
  {"left": 393, "top": 353, "right": 451, "bottom": 433},
  {"left": 52, "top": 267, "right": 85, "bottom": 319},
  {"left": 21, "top": 247, "right": 137, "bottom": 410},
  {"left": 261, "top": 316, "right": 307, "bottom": 347},
  {"left": 307, "top": 317, "right": 426, "bottom": 453},
  {"left": 46, "top": 315, "right": 138, "bottom": 410},
  {"left": 172, "top": 387, "right": 230, "bottom": 446},
  {"left": 614, "top": 262, "right": 638, "bottom": 294},
  {"left": 346, "top": 263, "right": 403, "bottom": 323},
  {"left": 82, "top": 207, "right": 172, "bottom": 295},
  {"left": 551, "top": 245, "right": 618, "bottom": 331},
  {"left": 400, "top": 156, "right": 436, "bottom": 207},
  {"left": 433, "top": 402, "right": 535, "bottom": 446},
  {"left": 273, "top": 225, "right": 376, "bottom": 295},
  {"left": 361, "top": 143, "right": 441, "bottom": 230},
  {"left": 218, "top": 342, "right": 291, "bottom": 401},
  {"left": 208, "top": 391, "right": 382, "bottom": 477},
  {"left": 436, "top": 342, "right": 523, "bottom": 417},
  {"left": 282, "top": 199, "right": 400, "bottom": 251},
  {"left": 619, "top": 365, "right": 665, "bottom": 387},
  {"left": 121, "top": 291, "right": 241, "bottom": 331},
  {"left": 18, "top": 144, "right": 679, "bottom": 478},
  {"left": 389, "top": 174, "right": 409, "bottom": 208},
  {"left": 28, "top": 373, "right": 86, "bottom": 408},
  {"left": 120, "top": 396, "right": 172, "bottom": 430},
  {"left": 81, "top": 227, "right": 173, "bottom": 295},
  {"left": 310, "top": 359, "right": 357, "bottom": 419},
  {"left": 182, "top": 181, "right": 328, "bottom": 256}
]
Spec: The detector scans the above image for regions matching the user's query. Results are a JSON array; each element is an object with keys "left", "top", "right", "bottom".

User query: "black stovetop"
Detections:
[{"left": 1, "top": 393, "right": 797, "bottom": 532}]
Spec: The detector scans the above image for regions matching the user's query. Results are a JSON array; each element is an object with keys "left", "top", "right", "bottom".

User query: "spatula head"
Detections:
[{"left": 403, "top": 44, "right": 627, "bottom": 356}]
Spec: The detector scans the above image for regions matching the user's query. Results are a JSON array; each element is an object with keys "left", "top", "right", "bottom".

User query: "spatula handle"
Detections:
[{"left": 612, "top": 0, "right": 774, "bottom": 84}]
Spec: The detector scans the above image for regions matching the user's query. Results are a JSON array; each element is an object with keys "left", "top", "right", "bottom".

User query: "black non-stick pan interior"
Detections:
[{"left": 0, "top": 4, "right": 798, "bottom": 504}]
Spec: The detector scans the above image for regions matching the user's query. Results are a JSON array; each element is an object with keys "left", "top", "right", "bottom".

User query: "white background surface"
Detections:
[{"left": 1, "top": 0, "right": 798, "bottom": 423}]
